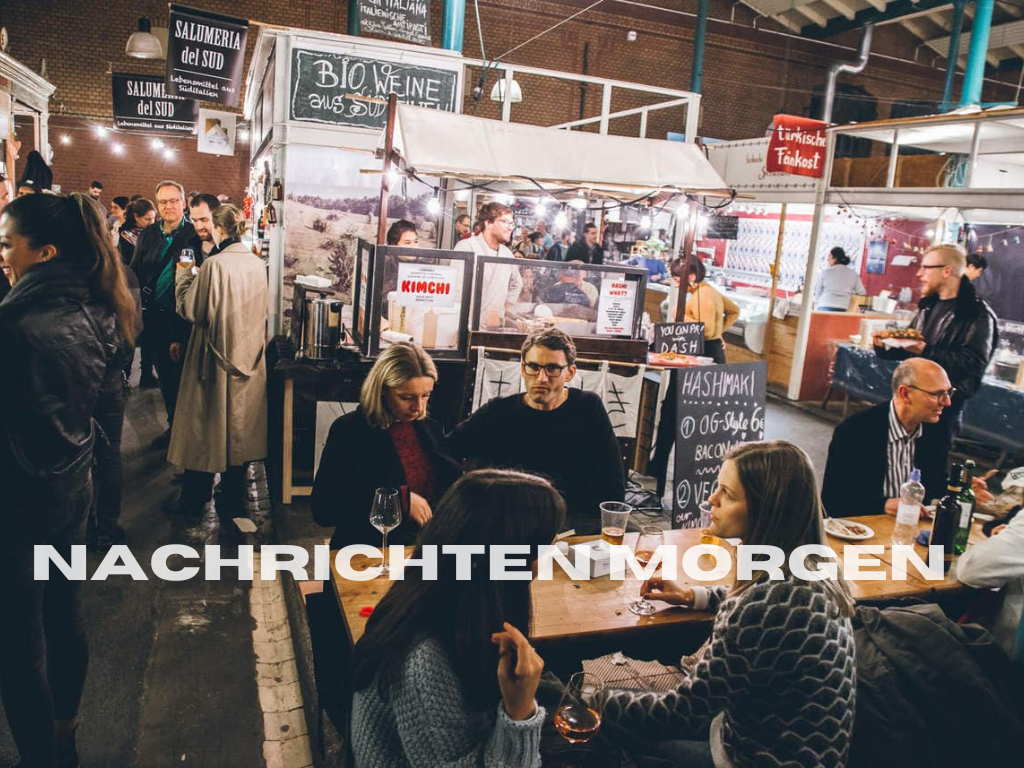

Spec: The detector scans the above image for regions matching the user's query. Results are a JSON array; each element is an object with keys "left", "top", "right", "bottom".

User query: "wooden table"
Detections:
[{"left": 331, "top": 515, "right": 981, "bottom": 647}]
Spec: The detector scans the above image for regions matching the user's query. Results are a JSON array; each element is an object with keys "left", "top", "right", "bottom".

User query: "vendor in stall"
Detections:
[
  {"left": 455, "top": 202, "right": 523, "bottom": 328},
  {"left": 814, "top": 247, "right": 865, "bottom": 312},
  {"left": 684, "top": 257, "right": 739, "bottom": 364}
]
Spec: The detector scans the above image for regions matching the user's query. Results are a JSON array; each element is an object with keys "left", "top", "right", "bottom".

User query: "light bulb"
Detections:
[
  {"left": 640, "top": 215, "right": 652, "bottom": 229},
  {"left": 427, "top": 197, "right": 440, "bottom": 215},
  {"left": 238, "top": 129, "right": 249, "bottom": 143},
  {"left": 454, "top": 190, "right": 470, "bottom": 202},
  {"left": 535, "top": 203, "right": 546, "bottom": 217},
  {"left": 554, "top": 211, "right": 568, "bottom": 229},
  {"left": 924, "top": 228, "right": 935, "bottom": 238},
  {"left": 60, "top": 134, "right": 71, "bottom": 145},
  {"left": 152, "top": 138, "right": 164, "bottom": 149},
  {"left": 94, "top": 125, "right": 107, "bottom": 138},
  {"left": 112, "top": 143, "right": 124, "bottom": 155},
  {"left": 387, "top": 169, "right": 400, "bottom": 184},
  {"left": 163, "top": 148, "right": 174, "bottom": 161}
]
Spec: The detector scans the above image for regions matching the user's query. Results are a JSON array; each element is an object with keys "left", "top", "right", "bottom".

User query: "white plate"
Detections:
[{"left": 824, "top": 518, "right": 875, "bottom": 541}]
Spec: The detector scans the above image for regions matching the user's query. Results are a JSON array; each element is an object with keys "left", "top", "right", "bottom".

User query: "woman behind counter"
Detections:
[
  {"left": 815, "top": 246, "right": 866, "bottom": 312},
  {"left": 602, "top": 441, "right": 856, "bottom": 768},
  {"left": 350, "top": 469, "right": 565, "bottom": 768},
  {"left": 311, "top": 341, "right": 460, "bottom": 549},
  {"left": 683, "top": 257, "right": 739, "bottom": 364}
]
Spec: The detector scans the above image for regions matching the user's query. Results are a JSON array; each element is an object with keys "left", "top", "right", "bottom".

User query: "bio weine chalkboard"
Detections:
[
  {"left": 653, "top": 322, "right": 705, "bottom": 356},
  {"left": 671, "top": 362, "right": 767, "bottom": 528},
  {"left": 290, "top": 47, "right": 457, "bottom": 130}
]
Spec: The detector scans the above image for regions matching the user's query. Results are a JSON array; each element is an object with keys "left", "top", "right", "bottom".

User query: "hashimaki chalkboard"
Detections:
[
  {"left": 671, "top": 362, "right": 767, "bottom": 528},
  {"left": 290, "top": 47, "right": 457, "bottom": 130}
]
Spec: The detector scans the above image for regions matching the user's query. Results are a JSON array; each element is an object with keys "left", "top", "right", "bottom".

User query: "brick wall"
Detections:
[{"left": 3, "top": 0, "right": 1020, "bottom": 195}]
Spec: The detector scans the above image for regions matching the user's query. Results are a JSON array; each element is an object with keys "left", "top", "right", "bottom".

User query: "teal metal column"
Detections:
[
  {"left": 959, "top": 0, "right": 995, "bottom": 107},
  {"left": 689, "top": 0, "right": 709, "bottom": 93},
  {"left": 941, "top": 0, "right": 966, "bottom": 111},
  {"left": 442, "top": 0, "right": 466, "bottom": 52},
  {"left": 348, "top": 0, "right": 360, "bottom": 36}
]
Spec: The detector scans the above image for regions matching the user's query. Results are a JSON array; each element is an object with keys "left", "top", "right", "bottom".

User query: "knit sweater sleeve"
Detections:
[
  {"left": 602, "top": 581, "right": 801, "bottom": 738},
  {"left": 390, "top": 639, "right": 544, "bottom": 768}
]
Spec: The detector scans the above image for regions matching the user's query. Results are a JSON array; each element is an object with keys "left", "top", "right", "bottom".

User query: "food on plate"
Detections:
[
  {"left": 877, "top": 328, "right": 924, "bottom": 340},
  {"left": 824, "top": 518, "right": 872, "bottom": 538}
]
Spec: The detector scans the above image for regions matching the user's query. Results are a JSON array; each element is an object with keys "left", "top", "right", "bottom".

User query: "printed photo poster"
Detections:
[
  {"left": 596, "top": 277, "right": 637, "bottom": 336},
  {"left": 282, "top": 145, "right": 439, "bottom": 333},
  {"left": 866, "top": 239, "right": 888, "bottom": 275},
  {"left": 196, "top": 108, "right": 236, "bottom": 156}
]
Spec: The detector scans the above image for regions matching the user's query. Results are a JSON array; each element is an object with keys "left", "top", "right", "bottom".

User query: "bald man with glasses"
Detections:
[
  {"left": 873, "top": 244, "right": 997, "bottom": 439},
  {"left": 822, "top": 358, "right": 989, "bottom": 518}
]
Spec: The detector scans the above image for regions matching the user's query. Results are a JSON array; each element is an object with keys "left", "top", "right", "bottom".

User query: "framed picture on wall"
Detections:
[{"left": 866, "top": 239, "right": 888, "bottom": 275}]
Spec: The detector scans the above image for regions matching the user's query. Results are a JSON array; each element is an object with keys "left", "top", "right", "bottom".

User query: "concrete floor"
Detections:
[{"left": 0, "top": 378, "right": 265, "bottom": 768}]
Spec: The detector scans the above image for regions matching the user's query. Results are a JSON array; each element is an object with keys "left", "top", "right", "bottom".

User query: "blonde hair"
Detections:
[
  {"left": 212, "top": 204, "right": 247, "bottom": 240},
  {"left": 925, "top": 244, "right": 966, "bottom": 278},
  {"left": 726, "top": 440, "right": 855, "bottom": 617},
  {"left": 360, "top": 342, "right": 438, "bottom": 428}
]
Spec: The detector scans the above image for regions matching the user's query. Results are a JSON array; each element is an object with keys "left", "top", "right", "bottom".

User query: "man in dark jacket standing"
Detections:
[
  {"left": 130, "top": 180, "right": 202, "bottom": 445},
  {"left": 874, "top": 244, "right": 997, "bottom": 439},
  {"left": 565, "top": 221, "right": 604, "bottom": 265}
]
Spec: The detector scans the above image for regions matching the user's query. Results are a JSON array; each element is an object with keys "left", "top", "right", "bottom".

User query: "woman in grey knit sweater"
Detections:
[
  {"left": 603, "top": 441, "right": 857, "bottom": 768},
  {"left": 349, "top": 469, "right": 565, "bottom": 767}
]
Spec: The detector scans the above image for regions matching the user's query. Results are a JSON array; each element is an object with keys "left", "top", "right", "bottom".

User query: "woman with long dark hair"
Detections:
[
  {"left": 349, "top": 469, "right": 565, "bottom": 767},
  {"left": 603, "top": 441, "right": 856, "bottom": 768},
  {"left": 0, "top": 192, "right": 135, "bottom": 768}
]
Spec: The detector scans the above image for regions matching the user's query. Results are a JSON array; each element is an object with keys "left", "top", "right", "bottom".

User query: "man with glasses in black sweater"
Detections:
[{"left": 449, "top": 327, "right": 625, "bottom": 535}]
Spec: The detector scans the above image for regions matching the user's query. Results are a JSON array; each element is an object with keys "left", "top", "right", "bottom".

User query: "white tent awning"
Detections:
[{"left": 380, "top": 104, "right": 730, "bottom": 197}]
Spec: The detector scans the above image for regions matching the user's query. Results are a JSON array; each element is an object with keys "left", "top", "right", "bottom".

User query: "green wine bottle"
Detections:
[
  {"left": 954, "top": 460, "right": 976, "bottom": 556},
  {"left": 931, "top": 463, "right": 963, "bottom": 573}
]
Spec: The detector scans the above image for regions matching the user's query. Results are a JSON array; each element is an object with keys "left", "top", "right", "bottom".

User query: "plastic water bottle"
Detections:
[{"left": 893, "top": 468, "right": 926, "bottom": 546}]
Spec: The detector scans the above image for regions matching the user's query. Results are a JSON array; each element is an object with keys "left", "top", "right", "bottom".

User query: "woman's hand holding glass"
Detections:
[
  {"left": 640, "top": 574, "right": 695, "bottom": 607},
  {"left": 491, "top": 622, "right": 543, "bottom": 721}
]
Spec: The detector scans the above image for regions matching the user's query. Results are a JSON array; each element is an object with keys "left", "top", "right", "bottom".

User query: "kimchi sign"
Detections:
[{"left": 765, "top": 115, "right": 828, "bottom": 178}]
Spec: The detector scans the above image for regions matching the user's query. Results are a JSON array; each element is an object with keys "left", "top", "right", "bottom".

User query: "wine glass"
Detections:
[
  {"left": 629, "top": 525, "right": 662, "bottom": 616},
  {"left": 554, "top": 672, "right": 603, "bottom": 747},
  {"left": 369, "top": 488, "right": 401, "bottom": 575}
]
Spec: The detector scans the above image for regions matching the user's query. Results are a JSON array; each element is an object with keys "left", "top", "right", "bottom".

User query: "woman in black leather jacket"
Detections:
[{"left": 0, "top": 192, "right": 136, "bottom": 768}]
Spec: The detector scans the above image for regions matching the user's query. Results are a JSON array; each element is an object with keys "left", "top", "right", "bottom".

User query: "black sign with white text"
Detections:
[
  {"left": 706, "top": 216, "right": 739, "bottom": 240},
  {"left": 290, "top": 47, "right": 457, "bottom": 130},
  {"left": 654, "top": 322, "right": 705, "bottom": 356},
  {"left": 359, "top": 0, "right": 431, "bottom": 46},
  {"left": 166, "top": 4, "right": 248, "bottom": 107},
  {"left": 672, "top": 362, "right": 767, "bottom": 528},
  {"left": 112, "top": 73, "right": 198, "bottom": 134}
]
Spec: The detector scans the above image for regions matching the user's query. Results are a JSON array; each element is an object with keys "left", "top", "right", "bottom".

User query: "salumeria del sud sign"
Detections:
[
  {"left": 166, "top": 4, "right": 249, "bottom": 107},
  {"left": 765, "top": 114, "right": 828, "bottom": 179}
]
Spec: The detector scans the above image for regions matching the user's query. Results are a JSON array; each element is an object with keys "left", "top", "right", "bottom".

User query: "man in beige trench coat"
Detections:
[{"left": 166, "top": 202, "right": 269, "bottom": 532}]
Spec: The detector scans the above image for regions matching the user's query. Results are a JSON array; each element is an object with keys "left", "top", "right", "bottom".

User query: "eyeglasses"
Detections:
[
  {"left": 495, "top": 218, "right": 515, "bottom": 227},
  {"left": 908, "top": 384, "right": 956, "bottom": 401},
  {"left": 522, "top": 361, "right": 569, "bottom": 377},
  {"left": 156, "top": 198, "right": 183, "bottom": 207},
  {"left": 918, "top": 264, "right": 946, "bottom": 271}
]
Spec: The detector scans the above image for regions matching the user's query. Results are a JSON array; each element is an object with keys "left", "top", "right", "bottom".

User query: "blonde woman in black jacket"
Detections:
[{"left": 0, "top": 192, "right": 136, "bottom": 768}]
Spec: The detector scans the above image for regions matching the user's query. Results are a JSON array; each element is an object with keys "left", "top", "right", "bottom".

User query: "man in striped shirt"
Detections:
[{"left": 822, "top": 358, "right": 951, "bottom": 518}]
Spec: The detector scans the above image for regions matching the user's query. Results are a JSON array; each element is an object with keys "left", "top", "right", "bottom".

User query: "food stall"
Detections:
[
  {"left": 802, "top": 108, "right": 1024, "bottom": 460},
  {"left": 0, "top": 48, "right": 55, "bottom": 198}
]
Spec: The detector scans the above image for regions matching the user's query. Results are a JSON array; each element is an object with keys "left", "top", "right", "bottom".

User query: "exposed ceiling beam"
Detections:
[
  {"left": 928, "top": 13, "right": 952, "bottom": 32},
  {"left": 926, "top": 19, "right": 1024, "bottom": 55},
  {"left": 820, "top": 0, "right": 857, "bottom": 22},
  {"left": 863, "top": 0, "right": 887, "bottom": 10},
  {"left": 794, "top": 3, "right": 830, "bottom": 27},
  {"left": 877, "top": 4, "right": 955, "bottom": 26},
  {"left": 999, "top": 1, "right": 1022, "bottom": 18},
  {"left": 1009, "top": 44, "right": 1024, "bottom": 60},
  {"left": 802, "top": 0, "right": 955, "bottom": 39},
  {"left": 745, "top": 0, "right": 821, "bottom": 16},
  {"left": 900, "top": 18, "right": 932, "bottom": 41}
]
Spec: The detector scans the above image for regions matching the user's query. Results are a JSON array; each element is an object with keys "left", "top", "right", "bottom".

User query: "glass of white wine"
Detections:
[{"left": 369, "top": 488, "right": 401, "bottom": 575}]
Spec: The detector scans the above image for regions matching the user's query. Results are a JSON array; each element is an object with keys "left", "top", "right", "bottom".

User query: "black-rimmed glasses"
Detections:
[
  {"left": 909, "top": 384, "right": 956, "bottom": 401},
  {"left": 522, "top": 361, "right": 569, "bottom": 377}
]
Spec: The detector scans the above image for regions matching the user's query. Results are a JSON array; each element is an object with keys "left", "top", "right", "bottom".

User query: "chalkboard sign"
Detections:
[
  {"left": 672, "top": 362, "right": 767, "bottom": 528},
  {"left": 112, "top": 73, "right": 198, "bottom": 135},
  {"left": 653, "top": 322, "right": 705, "bottom": 355},
  {"left": 290, "top": 48, "right": 457, "bottom": 130},
  {"left": 706, "top": 216, "right": 739, "bottom": 240},
  {"left": 359, "top": 0, "right": 431, "bottom": 46},
  {"left": 166, "top": 4, "right": 248, "bottom": 107}
]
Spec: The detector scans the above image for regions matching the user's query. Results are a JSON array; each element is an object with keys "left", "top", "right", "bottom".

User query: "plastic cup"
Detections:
[{"left": 600, "top": 501, "right": 631, "bottom": 545}]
